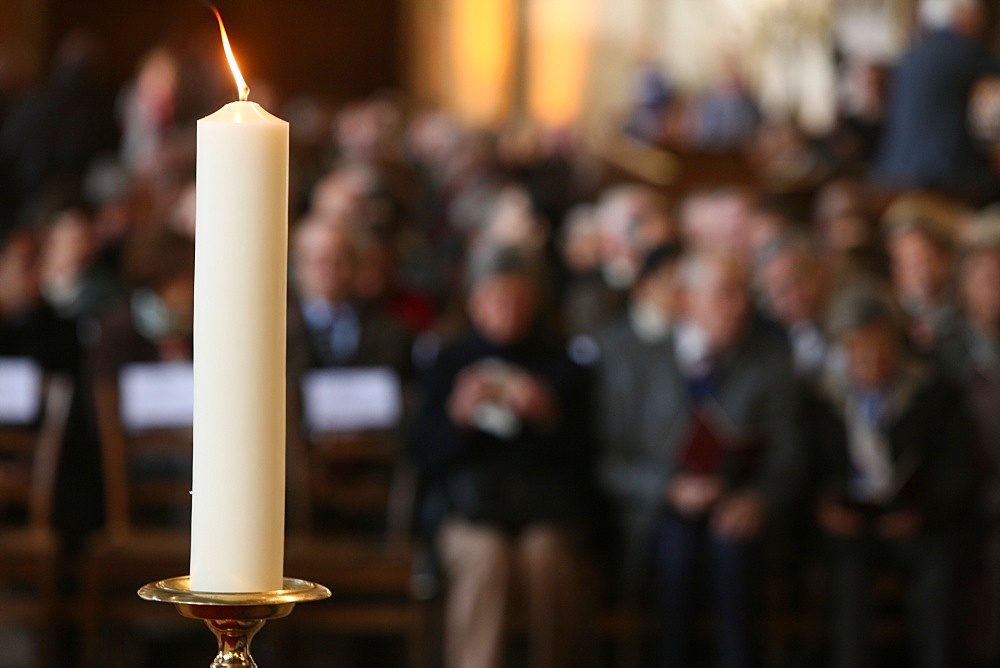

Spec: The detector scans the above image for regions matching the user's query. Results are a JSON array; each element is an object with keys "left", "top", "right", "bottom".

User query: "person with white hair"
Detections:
[
  {"left": 599, "top": 250, "right": 803, "bottom": 666},
  {"left": 561, "top": 184, "right": 675, "bottom": 334},
  {"left": 919, "top": 0, "right": 980, "bottom": 31},
  {"left": 871, "top": 0, "right": 999, "bottom": 203}
]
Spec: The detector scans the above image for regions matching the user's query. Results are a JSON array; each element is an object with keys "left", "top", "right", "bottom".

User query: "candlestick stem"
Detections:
[{"left": 205, "top": 617, "right": 265, "bottom": 667}]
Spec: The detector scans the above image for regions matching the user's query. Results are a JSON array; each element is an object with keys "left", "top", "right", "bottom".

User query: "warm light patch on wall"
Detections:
[
  {"left": 446, "top": 0, "right": 516, "bottom": 126},
  {"left": 527, "top": 0, "right": 595, "bottom": 126}
]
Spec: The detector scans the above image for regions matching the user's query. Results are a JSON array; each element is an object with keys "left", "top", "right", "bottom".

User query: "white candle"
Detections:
[{"left": 189, "top": 12, "right": 288, "bottom": 593}]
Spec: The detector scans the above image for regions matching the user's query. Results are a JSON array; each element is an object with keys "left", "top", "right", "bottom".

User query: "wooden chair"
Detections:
[
  {"left": 281, "top": 383, "right": 428, "bottom": 666},
  {"left": 0, "top": 369, "right": 73, "bottom": 668},
  {"left": 79, "top": 370, "right": 195, "bottom": 667}
]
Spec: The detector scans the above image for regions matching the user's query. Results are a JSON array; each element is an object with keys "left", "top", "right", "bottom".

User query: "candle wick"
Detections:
[{"left": 240, "top": 85, "right": 250, "bottom": 102}]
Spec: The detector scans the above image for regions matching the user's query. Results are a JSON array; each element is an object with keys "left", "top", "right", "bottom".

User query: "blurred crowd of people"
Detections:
[{"left": 3, "top": 0, "right": 1000, "bottom": 666}]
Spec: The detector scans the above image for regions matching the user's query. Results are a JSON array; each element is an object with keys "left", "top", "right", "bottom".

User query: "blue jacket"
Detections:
[{"left": 872, "top": 29, "right": 999, "bottom": 200}]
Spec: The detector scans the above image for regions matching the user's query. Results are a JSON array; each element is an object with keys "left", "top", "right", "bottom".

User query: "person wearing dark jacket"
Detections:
[
  {"left": 409, "top": 244, "right": 591, "bottom": 668},
  {"left": 0, "top": 228, "right": 94, "bottom": 559},
  {"left": 871, "top": 0, "right": 998, "bottom": 203},
  {"left": 286, "top": 220, "right": 411, "bottom": 381},
  {"left": 88, "top": 237, "right": 194, "bottom": 382},
  {"left": 592, "top": 244, "right": 681, "bottom": 593},
  {"left": 0, "top": 229, "right": 79, "bottom": 374},
  {"left": 807, "top": 286, "right": 975, "bottom": 668},
  {"left": 936, "top": 240, "right": 1000, "bottom": 665},
  {"left": 599, "top": 251, "right": 803, "bottom": 667}
]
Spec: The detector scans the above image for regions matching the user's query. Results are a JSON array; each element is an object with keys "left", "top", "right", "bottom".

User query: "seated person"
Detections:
[
  {"left": 409, "top": 244, "right": 591, "bottom": 668},
  {"left": 353, "top": 231, "right": 437, "bottom": 336},
  {"left": 562, "top": 185, "right": 675, "bottom": 335},
  {"left": 600, "top": 251, "right": 802, "bottom": 666},
  {"left": 592, "top": 244, "right": 682, "bottom": 592},
  {"left": 287, "top": 220, "right": 410, "bottom": 378},
  {"left": 807, "top": 286, "right": 975, "bottom": 668},
  {"left": 88, "top": 236, "right": 194, "bottom": 381},
  {"left": 0, "top": 228, "right": 79, "bottom": 374},
  {"left": 83, "top": 235, "right": 195, "bottom": 532},
  {"left": 884, "top": 207, "right": 959, "bottom": 352},
  {"left": 936, "top": 240, "right": 1000, "bottom": 665},
  {"left": 755, "top": 234, "right": 833, "bottom": 382},
  {"left": 38, "top": 205, "right": 124, "bottom": 336}
]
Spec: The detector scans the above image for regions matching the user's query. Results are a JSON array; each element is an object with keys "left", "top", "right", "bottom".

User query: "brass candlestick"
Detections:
[{"left": 138, "top": 576, "right": 330, "bottom": 667}]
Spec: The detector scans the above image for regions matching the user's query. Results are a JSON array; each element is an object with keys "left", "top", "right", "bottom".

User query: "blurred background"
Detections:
[
  {"left": 4, "top": 0, "right": 1000, "bottom": 666},
  {"left": 0, "top": 0, "right": 913, "bottom": 133}
]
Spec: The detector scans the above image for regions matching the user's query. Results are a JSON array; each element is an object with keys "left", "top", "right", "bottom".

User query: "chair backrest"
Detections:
[
  {"left": 93, "top": 362, "right": 193, "bottom": 537},
  {"left": 0, "top": 359, "right": 73, "bottom": 533},
  {"left": 288, "top": 367, "right": 414, "bottom": 544}
]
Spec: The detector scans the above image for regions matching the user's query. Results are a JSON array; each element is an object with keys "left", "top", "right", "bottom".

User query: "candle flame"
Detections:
[{"left": 210, "top": 4, "right": 249, "bottom": 102}]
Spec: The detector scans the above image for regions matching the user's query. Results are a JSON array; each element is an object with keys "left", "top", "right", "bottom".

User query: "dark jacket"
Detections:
[
  {"left": 597, "top": 326, "right": 804, "bottom": 594},
  {"left": 936, "top": 322, "right": 1000, "bottom": 518},
  {"left": 804, "top": 362, "right": 976, "bottom": 533},
  {"left": 872, "top": 29, "right": 999, "bottom": 201},
  {"left": 0, "top": 302, "right": 79, "bottom": 374},
  {"left": 408, "top": 328, "right": 591, "bottom": 536},
  {"left": 87, "top": 303, "right": 163, "bottom": 382},
  {"left": 592, "top": 312, "right": 673, "bottom": 467},
  {"left": 286, "top": 296, "right": 412, "bottom": 381}
]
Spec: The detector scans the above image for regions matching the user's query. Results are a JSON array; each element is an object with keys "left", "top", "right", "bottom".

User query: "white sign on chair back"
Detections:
[
  {"left": 301, "top": 367, "right": 403, "bottom": 433},
  {"left": 120, "top": 362, "right": 195, "bottom": 432},
  {"left": 0, "top": 357, "right": 43, "bottom": 425}
]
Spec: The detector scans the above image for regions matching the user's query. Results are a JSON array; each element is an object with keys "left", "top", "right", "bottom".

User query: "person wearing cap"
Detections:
[
  {"left": 806, "top": 286, "right": 975, "bottom": 668},
  {"left": 408, "top": 244, "right": 591, "bottom": 668}
]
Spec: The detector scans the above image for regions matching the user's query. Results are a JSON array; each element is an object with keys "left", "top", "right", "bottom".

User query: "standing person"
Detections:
[
  {"left": 600, "top": 251, "right": 802, "bottom": 666},
  {"left": 118, "top": 48, "right": 178, "bottom": 177},
  {"left": 808, "top": 287, "right": 974, "bottom": 668},
  {"left": 872, "top": 0, "right": 998, "bottom": 203},
  {"left": 936, "top": 241, "right": 1000, "bottom": 666},
  {"left": 409, "top": 245, "right": 591, "bottom": 668}
]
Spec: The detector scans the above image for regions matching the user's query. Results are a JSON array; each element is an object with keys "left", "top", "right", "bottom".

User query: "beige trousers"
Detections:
[{"left": 438, "top": 518, "right": 582, "bottom": 668}]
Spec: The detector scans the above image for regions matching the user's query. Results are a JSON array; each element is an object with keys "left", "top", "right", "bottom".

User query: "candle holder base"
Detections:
[{"left": 138, "top": 576, "right": 330, "bottom": 667}]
